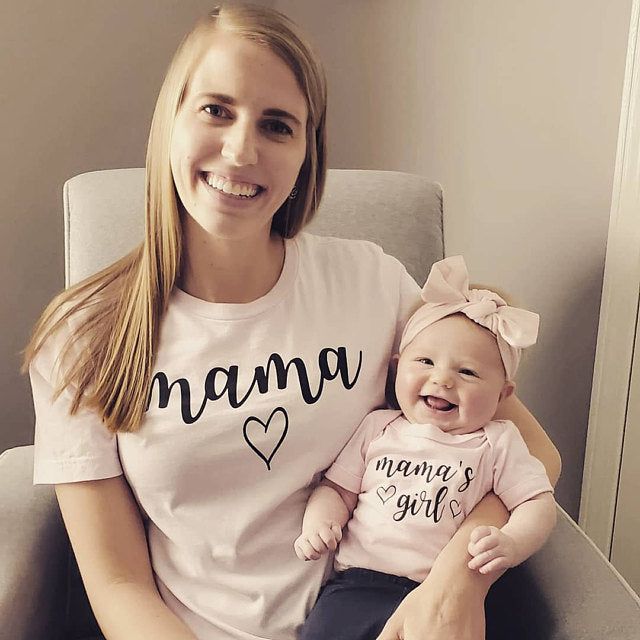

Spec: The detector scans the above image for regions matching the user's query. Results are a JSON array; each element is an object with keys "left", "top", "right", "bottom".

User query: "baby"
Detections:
[{"left": 294, "top": 255, "right": 556, "bottom": 640}]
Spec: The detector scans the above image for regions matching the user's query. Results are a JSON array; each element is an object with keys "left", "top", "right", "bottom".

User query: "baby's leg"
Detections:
[{"left": 298, "top": 568, "right": 419, "bottom": 640}]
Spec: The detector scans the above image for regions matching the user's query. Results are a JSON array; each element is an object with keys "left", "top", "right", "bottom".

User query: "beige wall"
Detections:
[
  {"left": 0, "top": 1, "right": 272, "bottom": 453},
  {"left": 2, "top": 0, "right": 631, "bottom": 518},
  {"left": 274, "top": 0, "right": 632, "bottom": 518}
]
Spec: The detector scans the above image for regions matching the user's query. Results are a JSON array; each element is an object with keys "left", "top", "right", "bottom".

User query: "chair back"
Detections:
[
  {"left": 58, "top": 167, "right": 443, "bottom": 639},
  {"left": 63, "top": 168, "right": 443, "bottom": 286}
]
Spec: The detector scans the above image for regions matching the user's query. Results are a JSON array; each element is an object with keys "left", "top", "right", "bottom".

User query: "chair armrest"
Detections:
[
  {"left": 0, "top": 445, "right": 69, "bottom": 640},
  {"left": 486, "top": 505, "right": 640, "bottom": 639},
  {"left": 4, "top": 446, "right": 638, "bottom": 639}
]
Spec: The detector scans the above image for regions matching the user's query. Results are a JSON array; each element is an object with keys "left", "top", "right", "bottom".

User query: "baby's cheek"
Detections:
[{"left": 465, "top": 394, "right": 498, "bottom": 425}]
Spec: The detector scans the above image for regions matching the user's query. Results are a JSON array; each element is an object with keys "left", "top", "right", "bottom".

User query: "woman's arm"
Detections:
[
  {"left": 494, "top": 394, "right": 562, "bottom": 486},
  {"left": 55, "top": 476, "right": 197, "bottom": 640},
  {"left": 377, "top": 396, "right": 561, "bottom": 640},
  {"left": 377, "top": 493, "right": 507, "bottom": 640}
]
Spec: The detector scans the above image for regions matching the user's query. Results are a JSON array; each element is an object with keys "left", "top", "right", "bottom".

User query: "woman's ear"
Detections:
[{"left": 500, "top": 380, "right": 516, "bottom": 402}]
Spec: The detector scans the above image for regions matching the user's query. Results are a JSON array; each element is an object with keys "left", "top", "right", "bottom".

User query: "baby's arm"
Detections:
[
  {"left": 294, "top": 478, "right": 357, "bottom": 561},
  {"left": 467, "top": 491, "right": 556, "bottom": 574}
]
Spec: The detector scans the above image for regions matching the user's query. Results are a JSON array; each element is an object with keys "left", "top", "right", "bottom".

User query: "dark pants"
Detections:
[{"left": 298, "top": 568, "right": 420, "bottom": 640}]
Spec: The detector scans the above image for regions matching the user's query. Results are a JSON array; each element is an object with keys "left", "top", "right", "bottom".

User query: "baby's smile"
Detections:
[{"left": 423, "top": 395, "right": 457, "bottom": 412}]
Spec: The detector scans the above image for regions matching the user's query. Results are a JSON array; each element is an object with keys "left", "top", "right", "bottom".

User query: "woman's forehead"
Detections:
[{"left": 184, "top": 31, "right": 306, "bottom": 114}]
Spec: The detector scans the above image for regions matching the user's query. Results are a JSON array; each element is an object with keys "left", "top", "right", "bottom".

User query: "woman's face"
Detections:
[{"left": 170, "top": 29, "right": 308, "bottom": 242}]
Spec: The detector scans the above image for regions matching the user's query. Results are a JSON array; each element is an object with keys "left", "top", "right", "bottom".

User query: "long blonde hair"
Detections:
[{"left": 23, "top": 3, "right": 328, "bottom": 433}]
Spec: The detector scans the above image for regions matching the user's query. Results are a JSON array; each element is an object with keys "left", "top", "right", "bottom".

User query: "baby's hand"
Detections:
[
  {"left": 467, "top": 525, "right": 517, "bottom": 574},
  {"left": 294, "top": 523, "right": 343, "bottom": 561}
]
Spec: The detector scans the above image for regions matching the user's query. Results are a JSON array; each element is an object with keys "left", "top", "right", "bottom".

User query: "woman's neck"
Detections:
[{"left": 178, "top": 227, "right": 286, "bottom": 304}]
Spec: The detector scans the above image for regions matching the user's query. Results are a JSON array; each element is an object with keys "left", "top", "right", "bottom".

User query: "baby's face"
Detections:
[{"left": 395, "top": 314, "right": 513, "bottom": 434}]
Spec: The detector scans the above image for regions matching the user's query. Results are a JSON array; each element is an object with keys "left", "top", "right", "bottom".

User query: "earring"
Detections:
[{"left": 289, "top": 185, "right": 298, "bottom": 200}]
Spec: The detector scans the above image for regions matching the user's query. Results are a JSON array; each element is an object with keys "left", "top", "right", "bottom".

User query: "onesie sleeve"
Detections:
[
  {"left": 324, "top": 410, "right": 400, "bottom": 494},
  {"left": 30, "top": 331, "right": 122, "bottom": 485},
  {"left": 487, "top": 420, "right": 553, "bottom": 511}
]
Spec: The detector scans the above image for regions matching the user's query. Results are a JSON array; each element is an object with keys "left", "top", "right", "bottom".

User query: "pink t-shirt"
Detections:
[
  {"left": 31, "top": 233, "right": 421, "bottom": 640},
  {"left": 325, "top": 409, "right": 553, "bottom": 582}
]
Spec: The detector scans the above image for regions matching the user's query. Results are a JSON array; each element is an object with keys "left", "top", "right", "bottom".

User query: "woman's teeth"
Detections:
[{"left": 205, "top": 173, "right": 260, "bottom": 198}]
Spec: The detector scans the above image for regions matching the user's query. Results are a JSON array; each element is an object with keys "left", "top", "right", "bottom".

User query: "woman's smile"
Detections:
[{"left": 201, "top": 172, "right": 264, "bottom": 199}]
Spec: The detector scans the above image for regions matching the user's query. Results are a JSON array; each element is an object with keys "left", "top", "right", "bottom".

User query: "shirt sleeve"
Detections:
[
  {"left": 31, "top": 331, "right": 122, "bottom": 485},
  {"left": 487, "top": 420, "right": 553, "bottom": 511},
  {"left": 324, "top": 410, "right": 400, "bottom": 493}
]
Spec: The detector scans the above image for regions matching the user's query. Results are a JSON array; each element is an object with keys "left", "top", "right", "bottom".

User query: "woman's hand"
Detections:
[
  {"left": 377, "top": 492, "right": 509, "bottom": 640},
  {"left": 56, "top": 476, "right": 198, "bottom": 639},
  {"left": 376, "top": 574, "right": 486, "bottom": 640}
]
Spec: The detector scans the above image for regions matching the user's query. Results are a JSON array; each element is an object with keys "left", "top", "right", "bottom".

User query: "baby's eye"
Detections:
[
  {"left": 203, "top": 104, "right": 230, "bottom": 119},
  {"left": 263, "top": 119, "right": 293, "bottom": 136},
  {"left": 418, "top": 358, "right": 434, "bottom": 365},
  {"left": 460, "top": 368, "right": 477, "bottom": 377}
]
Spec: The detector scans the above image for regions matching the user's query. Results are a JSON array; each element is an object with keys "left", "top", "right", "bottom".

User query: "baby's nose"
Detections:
[{"left": 431, "top": 370, "right": 454, "bottom": 388}]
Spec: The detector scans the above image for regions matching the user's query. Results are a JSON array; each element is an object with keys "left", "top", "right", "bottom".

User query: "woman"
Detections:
[{"left": 25, "top": 4, "right": 560, "bottom": 639}]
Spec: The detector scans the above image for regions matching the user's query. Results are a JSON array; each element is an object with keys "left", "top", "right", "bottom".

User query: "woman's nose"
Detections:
[{"left": 221, "top": 121, "right": 258, "bottom": 166}]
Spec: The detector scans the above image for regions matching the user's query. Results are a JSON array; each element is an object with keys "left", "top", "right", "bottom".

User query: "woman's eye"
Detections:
[
  {"left": 263, "top": 119, "right": 293, "bottom": 136},
  {"left": 203, "top": 104, "right": 229, "bottom": 118}
]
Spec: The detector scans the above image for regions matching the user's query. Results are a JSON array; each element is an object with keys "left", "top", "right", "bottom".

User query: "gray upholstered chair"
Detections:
[{"left": 1, "top": 169, "right": 639, "bottom": 640}]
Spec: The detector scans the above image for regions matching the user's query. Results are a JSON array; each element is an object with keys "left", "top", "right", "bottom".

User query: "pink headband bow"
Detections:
[{"left": 399, "top": 256, "right": 539, "bottom": 379}]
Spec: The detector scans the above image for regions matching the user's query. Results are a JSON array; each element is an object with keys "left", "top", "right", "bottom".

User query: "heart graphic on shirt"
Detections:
[
  {"left": 243, "top": 407, "right": 288, "bottom": 470},
  {"left": 376, "top": 485, "right": 397, "bottom": 504},
  {"left": 449, "top": 499, "right": 463, "bottom": 518}
]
